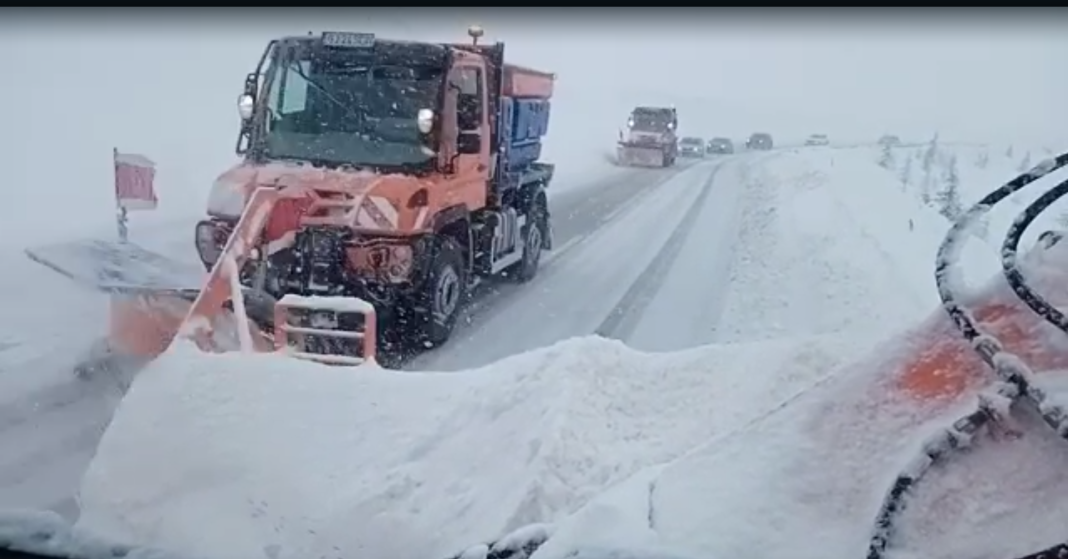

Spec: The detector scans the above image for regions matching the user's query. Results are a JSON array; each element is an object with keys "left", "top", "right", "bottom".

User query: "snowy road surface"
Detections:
[
  {"left": 410, "top": 154, "right": 767, "bottom": 370},
  {"left": 0, "top": 160, "right": 698, "bottom": 519}
]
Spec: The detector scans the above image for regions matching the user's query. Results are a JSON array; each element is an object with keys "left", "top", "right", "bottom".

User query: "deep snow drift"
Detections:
[{"left": 77, "top": 333, "right": 872, "bottom": 559}]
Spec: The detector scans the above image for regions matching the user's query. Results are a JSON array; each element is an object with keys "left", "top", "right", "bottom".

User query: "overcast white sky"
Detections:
[{"left": 2, "top": 10, "right": 1066, "bottom": 237}]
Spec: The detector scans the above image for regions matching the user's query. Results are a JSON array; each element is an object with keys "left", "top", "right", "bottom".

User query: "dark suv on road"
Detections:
[
  {"left": 707, "top": 137, "right": 734, "bottom": 155},
  {"left": 746, "top": 132, "right": 774, "bottom": 151}
]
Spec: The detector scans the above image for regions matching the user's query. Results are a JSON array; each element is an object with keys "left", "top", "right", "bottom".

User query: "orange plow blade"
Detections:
[
  {"left": 170, "top": 186, "right": 377, "bottom": 366},
  {"left": 28, "top": 186, "right": 379, "bottom": 381}
]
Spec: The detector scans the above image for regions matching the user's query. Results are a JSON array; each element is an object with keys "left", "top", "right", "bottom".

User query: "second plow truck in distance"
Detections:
[
  {"left": 616, "top": 106, "right": 678, "bottom": 168},
  {"left": 190, "top": 26, "right": 556, "bottom": 362}
]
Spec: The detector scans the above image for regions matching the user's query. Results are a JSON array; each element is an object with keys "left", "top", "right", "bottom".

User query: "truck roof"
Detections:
[
  {"left": 634, "top": 106, "right": 675, "bottom": 114},
  {"left": 277, "top": 34, "right": 553, "bottom": 100}
]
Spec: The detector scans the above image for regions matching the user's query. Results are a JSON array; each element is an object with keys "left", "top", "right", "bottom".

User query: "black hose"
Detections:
[
  {"left": 1001, "top": 156, "right": 1068, "bottom": 336},
  {"left": 868, "top": 152, "right": 1068, "bottom": 559}
]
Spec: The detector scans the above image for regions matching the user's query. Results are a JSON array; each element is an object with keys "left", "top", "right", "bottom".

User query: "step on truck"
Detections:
[
  {"left": 616, "top": 106, "right": 678, "bottom": 168},
  {"left": 29, "top": 26, "right": 557, "bottom": 373}
]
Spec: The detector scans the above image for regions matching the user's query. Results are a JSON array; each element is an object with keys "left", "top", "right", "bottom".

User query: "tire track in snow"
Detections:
[
  {"left": 594, "top": 164, "right": 722, "bottom": 340},
  {"left": 442, "top": 161, "right": 696, "bottom": 333}
]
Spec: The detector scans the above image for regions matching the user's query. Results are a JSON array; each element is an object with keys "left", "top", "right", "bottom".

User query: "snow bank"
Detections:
[
  {"left": 77, "top": 331, "right": 869, "bottom": 559},
  {"left": 536, "top": 236, "right": 1068, "bottom": 559},
  {"left": 717, "top": 149, "right": 942, "bottom": 345}
]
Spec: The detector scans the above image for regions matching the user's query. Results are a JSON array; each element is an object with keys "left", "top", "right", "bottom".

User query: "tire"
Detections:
[
  {"left": 417, "top": 236, "right": 467, "bottom": 347},
  {"left": 511, "top": 202, "right": 547, "bottom": 283}
]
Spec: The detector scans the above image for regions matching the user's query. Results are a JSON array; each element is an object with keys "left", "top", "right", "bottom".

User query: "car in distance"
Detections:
[
  {"left": 678, "top": 136, "right": 706, "bottom": 158},
  {"left": 746, "top": 132, "right": 774, "bottom": 151},
  {"left": 706, "top": 137, "right": 734, "bottom": 155}
]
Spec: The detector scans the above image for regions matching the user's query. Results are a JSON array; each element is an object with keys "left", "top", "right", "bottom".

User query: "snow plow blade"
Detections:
[
  {"left": 616, "top": 145, "right": 664, "bottom": 168},
  {"left": 25, "top": 187, "right": 378, "bottom": 381},
  {"left": 24, "top": 239, "right": 205, "bottom": 377}
]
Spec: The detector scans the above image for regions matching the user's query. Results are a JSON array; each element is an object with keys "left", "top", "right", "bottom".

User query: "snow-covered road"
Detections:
[
  {"left": 0, "top": 159, "right": 697, "bottom": 519},
  {"left": 413, "top": 153, "right": 777, "bottom": 371}
]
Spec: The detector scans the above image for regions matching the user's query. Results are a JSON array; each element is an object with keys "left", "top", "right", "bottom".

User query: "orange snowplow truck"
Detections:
[
  {"left": 137, "top": 27, "right": 556, "bottom": 367},
  {"left": 617, "top": 106, "right": 678, "bottom": 168}
]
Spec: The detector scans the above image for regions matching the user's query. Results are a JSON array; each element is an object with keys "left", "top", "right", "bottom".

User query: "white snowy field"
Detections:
[{"left": 65, "top": 142, "right": 1068, "bottom": 559}]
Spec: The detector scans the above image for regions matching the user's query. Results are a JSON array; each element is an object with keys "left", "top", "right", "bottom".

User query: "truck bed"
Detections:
[{"left": 503, "top": 63, "right": 554, "bottom": 99}]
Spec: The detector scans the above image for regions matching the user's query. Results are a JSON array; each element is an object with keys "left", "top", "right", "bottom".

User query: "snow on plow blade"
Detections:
[
  {"left": 616, "top": 145, "right": 664, "bottom": 168},
  {"left": 25, "top": 187, "right": 378, "bottom": 378}
]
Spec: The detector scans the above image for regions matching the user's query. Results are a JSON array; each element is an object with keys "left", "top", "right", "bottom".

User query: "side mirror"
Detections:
[
  {"left": 235, "top": 72, "right": 260, "bottom": 156},
  {"left": 237, "top": 94, "right": 255, "bottom": 121},
  {"left": 458, "top": 132, "right": 481, "bottom": 155},
  {"left": 238, "top": 70, "right": 261, "bottom": 122},
  {"left": 416, "top": 108, "right": 435, "bottom": 134}
]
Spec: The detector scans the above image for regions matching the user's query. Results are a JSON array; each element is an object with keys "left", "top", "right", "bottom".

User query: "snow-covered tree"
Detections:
[
  {"left": 1006, "top": 145, "right": 1014, "bottom": 159},
  {"left": 1018, "top": 151, "right": 1032, "bottom": 173},
  {"left": 920, "top": 134, "right": 939, "bottom": 205},
  {"left": 922, "top": 134, "right": 939, "bottom": 174},
  {"left": 899, "top": 156, "right": 913, "bottom": 191},
  {"left": 879, "top": 141, "right": 894, "bottom": 169},
  {"left": 936, "top": 154, "right": 963, "bottom": 220},
  {"left": 975, "top": 149, "right": 989, "bottom": 169}
]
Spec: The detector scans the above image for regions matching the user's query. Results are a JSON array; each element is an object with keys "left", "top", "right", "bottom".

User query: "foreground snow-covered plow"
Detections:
[{"left": 865, "top": 153, "right": 1068, "bottom": 559}]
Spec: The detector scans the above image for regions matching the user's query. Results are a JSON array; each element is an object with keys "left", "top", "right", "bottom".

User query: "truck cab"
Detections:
[{"left": 195, "top": 28, "right": 556, "bottom": 351}]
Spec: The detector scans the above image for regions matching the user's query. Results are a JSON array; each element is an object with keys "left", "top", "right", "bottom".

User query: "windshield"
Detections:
[
  {"left": 681, "top": 137, "right": 702, "bottom": 146},
  {"left": 630, "top": 110, "right": 674, "bottom": 132},
  {"left": 259, "top": 44, "right": 444, "bottom": 169}
]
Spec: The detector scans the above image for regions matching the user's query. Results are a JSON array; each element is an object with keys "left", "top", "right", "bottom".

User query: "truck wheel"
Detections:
[
  {"left": 418, "top": 236, "right": 467, "bottom": 346},
  {"left": 511, "top": 202, "right": 547, "bottom": 283}
]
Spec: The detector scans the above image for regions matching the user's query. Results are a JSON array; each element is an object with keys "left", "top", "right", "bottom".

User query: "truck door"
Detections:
[{"left": 444, "top": 62, "right": 491, "bottom": 211}]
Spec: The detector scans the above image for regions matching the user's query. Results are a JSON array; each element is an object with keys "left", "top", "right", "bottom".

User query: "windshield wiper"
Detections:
[{"left": 287, "top": 61, "right": 366, "bottom": 125}]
